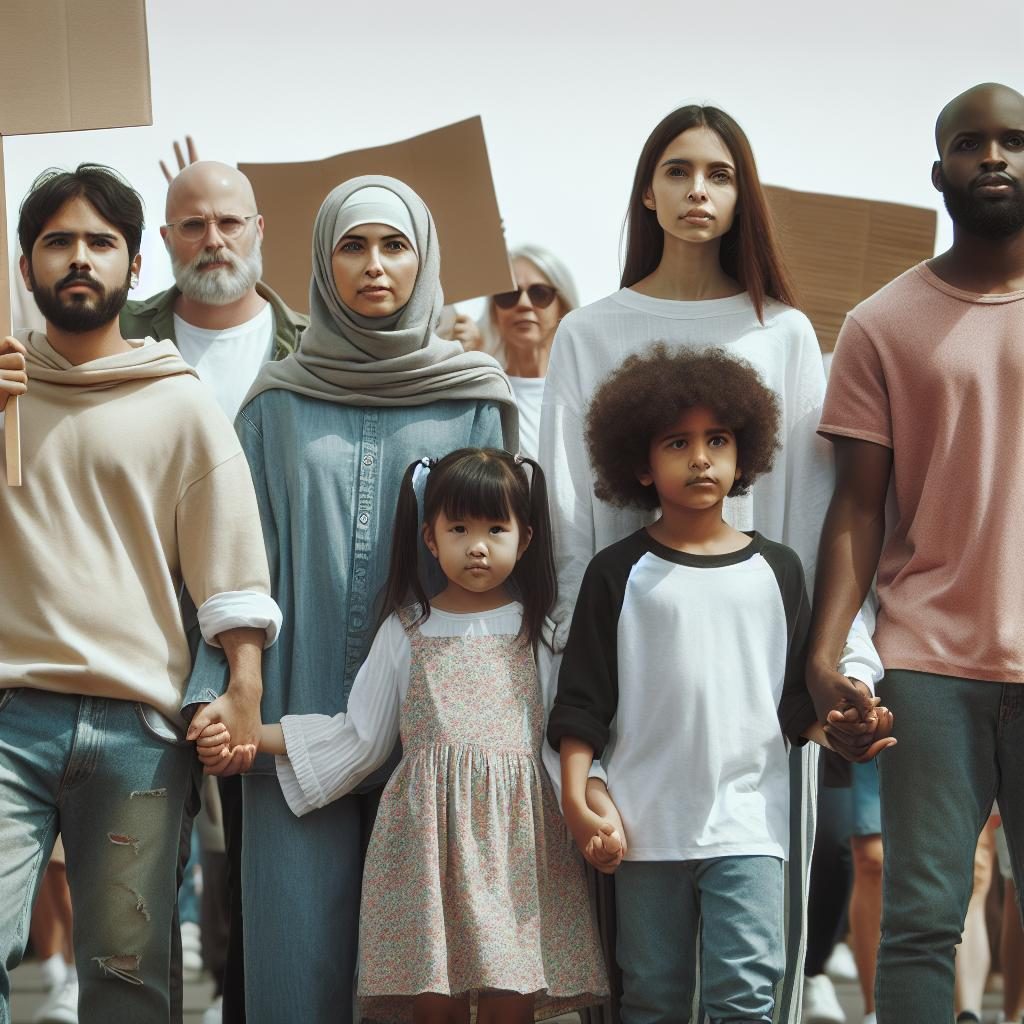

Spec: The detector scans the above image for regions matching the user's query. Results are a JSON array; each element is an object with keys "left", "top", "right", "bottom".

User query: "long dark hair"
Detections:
[
  {"left": 620, "top": 105, "right": 796, "bottom": 322},
  {"left": 379, "top": 448, "right": 556, "bottom": 647}
]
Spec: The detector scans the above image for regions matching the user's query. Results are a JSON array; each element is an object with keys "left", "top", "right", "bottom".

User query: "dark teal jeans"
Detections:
[{"left": 876, "top": 669, "right": 1024, "bottom": 1023}]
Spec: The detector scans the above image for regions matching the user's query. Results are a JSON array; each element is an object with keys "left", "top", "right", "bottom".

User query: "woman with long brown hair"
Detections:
[{"left": 538, "top": 104, "right": 882, "bottom": 1024}]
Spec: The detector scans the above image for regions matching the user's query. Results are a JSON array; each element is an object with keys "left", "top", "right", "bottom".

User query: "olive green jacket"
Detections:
[{"left": 120, "top": 280, "right": 306, "bottom": 359}]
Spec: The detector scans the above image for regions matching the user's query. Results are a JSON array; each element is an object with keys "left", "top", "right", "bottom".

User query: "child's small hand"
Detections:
[
  {"left": 194, "top": 722, "right": 232, "bottom": 771},
  {"left": 586, "top": 821, "right": 625, "bottom": 874}
]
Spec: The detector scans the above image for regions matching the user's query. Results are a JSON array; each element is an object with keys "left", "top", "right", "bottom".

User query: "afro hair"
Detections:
[{"left": 585, "top": 343, "right": 782, "bottom": 510}]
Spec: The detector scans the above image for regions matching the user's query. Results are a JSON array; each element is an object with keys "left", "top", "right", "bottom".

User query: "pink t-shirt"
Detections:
[{"left": 820, "top": 262, "right": 1024, "bottom": 683}]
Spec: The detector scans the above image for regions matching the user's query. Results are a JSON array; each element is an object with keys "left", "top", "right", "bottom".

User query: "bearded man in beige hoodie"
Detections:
[{"left": 0, "top": 164, "right": 280, "bottom": 1024}]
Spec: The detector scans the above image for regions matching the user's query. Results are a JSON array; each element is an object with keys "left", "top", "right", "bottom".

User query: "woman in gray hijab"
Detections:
[{"left": 189, "top": 175, "right": 516, "bottom": 1024}]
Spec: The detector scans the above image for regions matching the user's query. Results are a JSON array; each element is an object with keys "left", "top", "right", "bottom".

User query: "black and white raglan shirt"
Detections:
[{"left": 548, "top": 528, "right": 817, "bottom": 863}]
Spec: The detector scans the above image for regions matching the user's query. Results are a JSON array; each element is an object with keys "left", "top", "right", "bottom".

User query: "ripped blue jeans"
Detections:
[{"left": 0, "top": 687, "right": 197, "bottom": 1024}]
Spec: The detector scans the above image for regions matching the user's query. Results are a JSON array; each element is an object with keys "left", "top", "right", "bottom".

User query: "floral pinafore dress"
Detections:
[{"left": 357, "top": 615, "right": 608, "bottom": 1021}]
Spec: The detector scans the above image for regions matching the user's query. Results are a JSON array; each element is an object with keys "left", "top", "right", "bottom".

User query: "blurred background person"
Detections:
[{"left": 479, "top": 244, "right": 578, "bottom": 458}]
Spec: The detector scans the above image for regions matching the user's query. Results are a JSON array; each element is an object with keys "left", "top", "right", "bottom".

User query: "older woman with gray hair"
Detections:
[{"left": 477, "top": 244, "right": 579, "bottom": 458}]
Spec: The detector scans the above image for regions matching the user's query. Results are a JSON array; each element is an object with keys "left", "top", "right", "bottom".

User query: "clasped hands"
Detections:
[
  {"left": 811, "top": 664, "right": 897, "bottom": 763},
  {"left": 185, "top": 691, "right": 260, "bottom": 776},
  {"left": 565, "top": 778, "right": 628, "bottom": 875}
]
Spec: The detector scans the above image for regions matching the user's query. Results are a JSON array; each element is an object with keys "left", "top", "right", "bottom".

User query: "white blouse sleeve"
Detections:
[
  {"left": 539, "top": 320, "right": 597, "bottom": 651},
  {"left": 538, "top": 619, "right": 607, "bottom": 813},
  {"left": 275, "top": 615, "right": 409, "bottom": 816}
]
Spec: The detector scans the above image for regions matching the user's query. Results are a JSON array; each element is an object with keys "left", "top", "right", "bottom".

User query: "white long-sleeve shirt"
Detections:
[{"left": 538, "top": 287, "right": 881, "bottom": 685}]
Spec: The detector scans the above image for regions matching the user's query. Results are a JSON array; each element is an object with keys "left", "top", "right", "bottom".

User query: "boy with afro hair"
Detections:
[{"left": 547, "top": 344, "right": 893, "bottom": 1024}]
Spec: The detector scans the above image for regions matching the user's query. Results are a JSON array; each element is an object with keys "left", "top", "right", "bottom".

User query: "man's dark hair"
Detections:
[
  {"left": 18, "top": 163, "right": 145, "bottom": 259},
  {"left": 585, "top": 343, "right": 782, "bottom": 510}
]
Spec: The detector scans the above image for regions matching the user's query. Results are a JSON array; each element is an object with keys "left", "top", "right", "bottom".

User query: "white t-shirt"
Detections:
[
  {"left": 173, "top": 303, "right": 274, "bottom": 420},
  {"left": 509, "top": 376, "right": 545, "bottom": 459}
]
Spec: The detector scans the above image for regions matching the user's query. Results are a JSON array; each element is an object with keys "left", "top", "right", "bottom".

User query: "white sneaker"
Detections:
[
  {"left": 825, "top": 940, "right": 859, "bottom": 982},
  {"left": 863, "top": 1013, "right": 877, "bottom": 1024},
  {"left": 33, "top": 972, "right": 79, "bottom": 1024},
  {"left": 803, "top": 973, "right": 846, "bottom": 1024},
  {"left": 201, "top": 995, "right": 223, "bottom": 1024},
  {"left": 38, "top": 953, "right": 67, "bottom": 993},
  {"left": 180, "top": 920, "right": 203, "bottom": 980}
]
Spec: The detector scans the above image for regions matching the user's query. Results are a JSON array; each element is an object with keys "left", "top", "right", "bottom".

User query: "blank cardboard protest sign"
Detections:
[
  {"left": 0, "top": 0, "right": 152, "bottom": 485},
  {"left": 240, "top": 116, "right": 514, "bottom": 313},
  {"left": 765, "top": 185, "right": 937, "bottom": 352}
]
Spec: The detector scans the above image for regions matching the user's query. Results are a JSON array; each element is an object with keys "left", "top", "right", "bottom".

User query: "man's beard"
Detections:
[
  {"left": 171, "top": 235, "right": 262, "bottom": 306},
  {"left": 941, "top": 173, "right": 1024, "bottom": 239},
  {"left": 30, "top": 267, "right": 131, "bottom": 333}
]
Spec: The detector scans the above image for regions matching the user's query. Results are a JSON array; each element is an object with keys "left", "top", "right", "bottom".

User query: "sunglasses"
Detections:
[{"left": 492, "top": 283, "right": 559, "bottom": 310}]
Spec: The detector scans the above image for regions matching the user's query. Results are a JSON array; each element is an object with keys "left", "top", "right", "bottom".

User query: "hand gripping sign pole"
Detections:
[{"left": 0, "top": 0, "right": 152, "bottom": 486}]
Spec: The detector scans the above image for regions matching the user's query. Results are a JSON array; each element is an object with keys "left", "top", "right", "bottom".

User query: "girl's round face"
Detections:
[
  {"left": 423, "top": 510, "right": 532, "bottom": 600},
  {"left": 331, "top": 222, "right": 419, "bottom": 317},
  {"left": 643, "top": 126, "right": 739, "bottom": 247},
  {"left": 493, "top": 257, "right": 565, "bottom": 356}
]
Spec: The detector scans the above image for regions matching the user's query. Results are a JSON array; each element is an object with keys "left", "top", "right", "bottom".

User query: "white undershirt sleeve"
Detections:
[{"left": 197, "top": 591, "right": 282, "bottom": 648}]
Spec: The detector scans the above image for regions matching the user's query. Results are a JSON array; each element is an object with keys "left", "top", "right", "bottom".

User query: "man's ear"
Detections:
[
  {"left": 422, "top": 521, "right": 438, "bottom": 559},
  {"left": 931, "top": 160, "right": 944, "bottom": 193},
  {"left": 18, "top": 254, "right": 32, "bottom": 293}
]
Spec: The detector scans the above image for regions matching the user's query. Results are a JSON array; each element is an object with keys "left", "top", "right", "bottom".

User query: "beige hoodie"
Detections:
[{"left": 0, "top": 331, "right": 278, "bottom": 723}]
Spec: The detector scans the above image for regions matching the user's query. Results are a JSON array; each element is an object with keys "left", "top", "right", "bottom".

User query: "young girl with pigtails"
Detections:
[{"left": 199, "top": 447, "right": 607, "bottom": 1024}]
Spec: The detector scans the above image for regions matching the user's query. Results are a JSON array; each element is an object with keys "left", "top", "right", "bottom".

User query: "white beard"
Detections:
[{"left": 171, "top": 235, "right": 263, "bottom": 306}]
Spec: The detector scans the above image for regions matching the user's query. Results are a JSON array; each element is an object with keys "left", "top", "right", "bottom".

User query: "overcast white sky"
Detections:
[{"left": 5, "top": 0, "right": 1024, "bottom": 308}]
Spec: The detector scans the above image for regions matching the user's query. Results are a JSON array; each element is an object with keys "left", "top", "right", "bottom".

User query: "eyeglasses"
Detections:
[
  {"left": 492, "top": 283, "right": 559, "bottom": 310},
  {"left": 164, "top": 214, "right": 259, "bottom": 241}
]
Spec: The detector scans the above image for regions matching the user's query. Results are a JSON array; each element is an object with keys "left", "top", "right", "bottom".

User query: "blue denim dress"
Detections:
[{"left": 187, "top": 388, "right": 505, "bottom": 1023}]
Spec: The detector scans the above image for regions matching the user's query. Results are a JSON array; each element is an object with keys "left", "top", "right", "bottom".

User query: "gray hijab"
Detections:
[{"left": 242, "top": 174, "right": 517, "bottom": 449}]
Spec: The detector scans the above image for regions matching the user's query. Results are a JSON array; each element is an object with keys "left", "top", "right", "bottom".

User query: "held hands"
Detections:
[
  {"left": 565, "top": 780, "right": 627, "bottom": 874},
  {"left": 0, "top": 337, "right": 28, "bottom": 412},
  {"left": 191, "top": 721, "right": 233, "bottom": 772},
  {"left": 826, "top": 699, "right": 896, "bottom": 762},
  {"left": 185, "top": 689, "right": 261, "bottom": 776},
  {"left": 808, "top": 662, "right": 896, "bottom": 762}
]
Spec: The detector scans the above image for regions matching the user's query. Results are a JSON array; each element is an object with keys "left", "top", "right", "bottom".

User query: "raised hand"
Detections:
[
  {"left": 450, "top": 313, "right": 483, "bottom": 351},
  {"left": 160, "top": 136, "right": 200, "bottom": 184}
]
